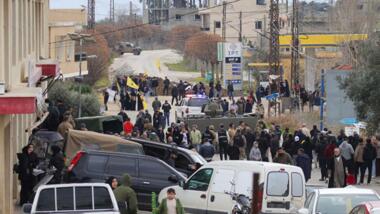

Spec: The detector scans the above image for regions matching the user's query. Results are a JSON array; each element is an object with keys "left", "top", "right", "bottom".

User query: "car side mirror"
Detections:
[
  {"left": 298, "top": 208, "right": 309, "bottom": 214},
  {"left": 168, "top": 175, "right": 178, "bottom": 183},
  {"left": 22, "top": 203, "right": 32, "bottom": 213},
  {"left": 179, "top": 180, "right": 188, "bottom": 189}
]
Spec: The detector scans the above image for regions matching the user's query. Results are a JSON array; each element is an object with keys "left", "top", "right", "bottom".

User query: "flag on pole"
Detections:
[{"left": 127, "top": 77, "right": 139, "bottom": 89}]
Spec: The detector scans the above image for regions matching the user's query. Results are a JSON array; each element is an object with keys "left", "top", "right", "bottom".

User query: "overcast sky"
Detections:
[{"left": 50, "top": 0, "right": 329, "bottom": 20}]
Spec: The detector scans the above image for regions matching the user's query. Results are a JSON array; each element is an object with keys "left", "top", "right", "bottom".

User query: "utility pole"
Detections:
[
  {"left": 239, "top": 11, "right": 242, "bottom": 42},
  {"left": 290, "top": 0, "right": 300, "bottom": 91},
  {"left": 221, "top": 1, "right": 227, "bottom": 81},
  {"left": 88, "top": 0, "right": 95, "bottom": 29},
  {"left": 269, "top": 0, "right": 280, "bottom": 82},
  {"left": 130, "top": 1, "right": 133, "bottom": 16},
  {"left": 110, "top": 0, "right": 115, "bottom": 22}
]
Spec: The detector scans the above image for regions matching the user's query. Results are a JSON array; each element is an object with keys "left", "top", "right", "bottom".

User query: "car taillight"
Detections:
[
  {"left": 185, "top": 108, "right": 189, "bottom": 113},
  {"left": 67, "top": 151, "right": 84, "bottom": 172},
  {"left": 257, "top": 189, "right": 263, "bottom": 211}
]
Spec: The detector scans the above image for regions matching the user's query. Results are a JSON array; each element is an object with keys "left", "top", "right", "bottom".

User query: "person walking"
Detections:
[
  {"left": 190, "top": 125, "right": 202, "bottom": 151},
  {"left": 233, "top": 129, "right": 247, "bottom": 160},
  {"left": 249, "top": 141, "right": 262, "bottom": 161},
  {"left": 152, "top": 97, "right": 162, "bottom": 112},
  {"left": 123, "top": 118, "right": 134, "bottom": 136},
  {"left": 339, "top": 137, "right": 354, "bottom": 173},
  {"left": 171, "top": 85, "right": 179, "bottom": 106},
  {"left": 18, "top": 144, "right": 38, "bottom": 205},
  {"left": 296, "top": 148, "right": 311, "bottom": 182},
  {"left": 113, "top": 173, "right": 138, "bottom": 214},
  {"left": 316, "top": 133, "right": 328, "bottom": 181},
  {"left": 328, "top": 148, "right": 346, "bottom": 188},
  {"left": 153, "top": 110, "right": 164, "bottom": 131},
  {"left": 162, "top": 100, "right": 171, "bottom": 126},
  {"left": 218, "top": 124, "right": 229, "bottom": 160},
  {"left": 163, "top": 77, "right": 170, "bottom": 95},
  {"left": 199, "top": 138, "right": 215, "bottom": 162},
  {"left": 156, "top": 188, "right": 185, "bottom": 214},
  {"left": 361, "top": 138, "right": 377, "bottom": 184},
  {"left": 354, "top": 138, "right": 365, "bottom": 184},
  {"left": 227, "top": 81, "right": 234, "bottom": 100},
  {"left": 103, "top": 89, "right": 110, "bottom": 111},
  {"left": 49, "top": 145, "right": 65, "bottom": 184}
]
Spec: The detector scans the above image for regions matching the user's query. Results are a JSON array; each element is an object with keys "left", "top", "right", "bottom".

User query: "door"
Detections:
[
  {"left": 290, "top": 172, "right": 305, "bottom": 211},
  {"left": 264, "top": 171, "right": 291, "bottom": 212},
  {"left": 207, "top": 169, "right": 235, "bottom": 214},
  {"left": 136, "top": 159, "right": 177, "bottom": 210},
  {"left": 177, "top": 168, "right": 214, "bottom": 214}
]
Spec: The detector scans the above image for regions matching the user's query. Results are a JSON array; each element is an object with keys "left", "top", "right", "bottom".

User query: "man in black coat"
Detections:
[
  {"left": 18, "top": 144, "right": 38, "bottom": 205},
  {"left": 328, "top": 148, "right": 346, "bottom": 188},
  {"left": 49, "top": 145, "right": 64, "bottom": 184},
  {"left": 171, "top": 85, "right": 179, "bottom": 105},
  {"left": 163, "top": 77, "right": 170, "bottom": 95}
]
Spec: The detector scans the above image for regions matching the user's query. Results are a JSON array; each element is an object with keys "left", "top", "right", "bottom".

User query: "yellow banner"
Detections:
[{"left": 127, "top": 77, "right": 139, "bottom": 89}]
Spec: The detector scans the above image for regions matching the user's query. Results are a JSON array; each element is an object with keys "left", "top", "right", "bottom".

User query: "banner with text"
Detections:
[{"left": 223, "top": 42, "right": 243, "bottom": 90}]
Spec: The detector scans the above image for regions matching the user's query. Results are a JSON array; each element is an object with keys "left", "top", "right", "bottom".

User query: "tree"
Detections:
[
  {"left": 185, "top": 32, "right": 222, "bottom": 79},
  {"left": 340, "top": 35, "right": 380, "bottom": 134},
  {"left": 168, "top": 25, "right": 200, "bottom": 52}
]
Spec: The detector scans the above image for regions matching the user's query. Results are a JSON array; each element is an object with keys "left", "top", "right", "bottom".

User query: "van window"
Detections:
[
  {"left": 187, "top": 168, "right": 213, "bottom": 191},
  {"left": 94, "top": 187, "right": 114, "bottom": 209},
  {"left": 291, "top": 172, "right": 303, "bottom": 197},
  {"left": 75, "top": 187, "right": 93, "bottom": 210},
  {"left": 139, "top": 159, "right": 172, "bottom": 180},
  {"left": 37, "top": 188, "right": 55, "bottom": 211},
  {"left": 211, "top": 169, "right": 234, "bottom": 193},
  {"left": 267, "top": 172, "right": 289, "bottom": 196},
  {"left": 107, "top": 157, "right": 136, "bottom": 176},
  {"left": 143, "top": 145, "right": 168, "bottom": 160},
  {"left": 57, "top": 187, "right": 74, "bottom": 210},
  {"left": 88, "top": 155, "right": 108, "bottom": 173},
  {"left": 175, "top": 153, "right": 191, "bottom": 171}
]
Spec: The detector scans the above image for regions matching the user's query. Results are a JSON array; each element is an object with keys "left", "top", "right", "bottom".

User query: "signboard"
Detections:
[
  {"left": 223, "top": 42, "right": 243, "bottom": 90},
  {"left": 345, "top": 126, "right": 360, "bottom": 137},
  {"left": 217, "top": 42, "right": 224, "bottom": 62}
]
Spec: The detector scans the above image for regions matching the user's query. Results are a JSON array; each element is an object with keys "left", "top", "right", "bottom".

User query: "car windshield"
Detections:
[
  {"left": 316, "top": 194, "right": 380, "bottom": 214},
  {"left": 187, "top": 98, "right": 209, "bottom": 107}
]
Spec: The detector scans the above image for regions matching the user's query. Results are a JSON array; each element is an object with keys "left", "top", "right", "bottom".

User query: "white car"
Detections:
[
  {"left": 175, "top": 94, "right": 209, "bottom": 120},
  {"left": 159, "top": 161, "right": 306, "bottom": 214},
  {"left": 22, "top": 183, "right": 120, "bottom": 214},
  {"left": 298, "top": 187, "right": 380, "bottom": 214}
]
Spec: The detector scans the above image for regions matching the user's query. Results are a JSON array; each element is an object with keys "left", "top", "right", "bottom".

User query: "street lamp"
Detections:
[{"left": 68, "top": 33, "right": 95, "bottom": 117}]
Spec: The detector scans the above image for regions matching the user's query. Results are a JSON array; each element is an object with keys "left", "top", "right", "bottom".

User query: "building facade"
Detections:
[
  {"left": 0, "top": 0, "right": 50, "bottom": 213},
  {"left": 48, "top": 9, "right": 88, "bottom": 77}
]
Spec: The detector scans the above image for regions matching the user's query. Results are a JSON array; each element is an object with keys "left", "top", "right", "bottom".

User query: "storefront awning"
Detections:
[{"left": 0, "top": 87, "right": 43, "bottom": 115}]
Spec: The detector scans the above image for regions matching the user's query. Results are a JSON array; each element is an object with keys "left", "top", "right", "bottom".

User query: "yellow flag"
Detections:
[
  {"left": 155, "top": 59, "right": 161, "bottom": 70},
  {"left": 127, "top": 77, "right": 139, "bottom": 89}
]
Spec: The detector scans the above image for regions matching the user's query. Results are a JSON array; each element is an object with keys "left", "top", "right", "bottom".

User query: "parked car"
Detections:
[
  {"left": 128, "top": 137, "right": 207, "bottom": 176},
  {"left": 175, "top": 94, "right": 210, "bottom": 120},
  {"left": 22, "top": 183, "right": 119, "bottom": 214},
  {"left": 66, "top": 150, "right": 186, "bottom": 211},
  {"left": 114, "top": 42, "right": 142, "bottom": 55},
  {"left": 305, "top": 184, "right": 326, "bottom": 198},
  {"left": 159, "top": 161, "right": 306, "bottom": 214},
  {"left": 350, "top": 201, "right": 380, "bottom": 214},
  {"left": 298, "top": 188, "right": 380, "bottom": 214},
  {"left": 75, "top": 115, "right": 124, "bottom": 134}
]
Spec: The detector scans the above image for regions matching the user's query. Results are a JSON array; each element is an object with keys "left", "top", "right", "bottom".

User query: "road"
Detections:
[{"left": 109, "top": 49, "right": 201, "bottom": 82}]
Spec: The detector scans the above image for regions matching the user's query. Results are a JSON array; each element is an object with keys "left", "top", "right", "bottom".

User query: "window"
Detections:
[
  {"left": 255, "top": 21, "right": 262, "bottom": 30},
  {"left": 175, "top": 14, "right": 182, "bottom": 20},
  {"left": 144, "top": 145, "right": 168, "bottom": 160},
  {"left": 57, "top": 187, "right": 74, "bottom": 210},
  {"left": 94, "top": 187, "right": 113, "bottom": 209},
  {"left": 307, "top": 193, "right": 316, "bottom": 210},
  {"left": 304, "top": 192, "right": 314, "bottom": 209},
  {"left": 139, "top": 159, "right": 171, "bottom": 180},
  {"left": 211, "top": 169, "right": 234, "bottom": 193},
  {"left": 194, "top": 14, "right": 201, "bottom": 20},
  {"left": 187, "top": 168, "right": 213, "bottom": 191},
  {"left": 107, "top": 157, "right": 136, "bottom": 176},
  {"left": 37, "top": 189, "right": 55, "bottom": 211},
  {"left": 175, "top": 153, "right": 191, "bottom": 171},
  {"left": 188, "top": 98, "right": 209, "bottom": 107},
  {"left": 75, "top": 187, "right": 93, "bottom": 210},
  {"left": 291, "top": 173, "right": 303, "bottom": 197},
  {"left": 88, "top": 155, "right": 108, "bottom": 173},
  {"left": 256, "top": 0, "right": 265, "bottom": 5},
  {"left": 266, "top": 172, "right": 289, "bottom": 196},
  {"left": 215, "top": 21, "right": 221, "bottom": 28}
]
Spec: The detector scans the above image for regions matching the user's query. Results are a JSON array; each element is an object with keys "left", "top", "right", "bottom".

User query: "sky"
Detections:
[{"left": 50, "top": 0, "right": 328, "bottom": 21}]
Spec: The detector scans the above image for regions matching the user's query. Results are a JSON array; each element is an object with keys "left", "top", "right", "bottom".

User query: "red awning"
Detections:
[
  {"left": 0, "top": 97, "right": 36, "bottom": 114},
  {"left": 36, "top": 60, "right": 60, "bottom": 77}
]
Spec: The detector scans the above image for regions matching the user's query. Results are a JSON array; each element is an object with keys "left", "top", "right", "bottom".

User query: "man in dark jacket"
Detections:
[
  {"left": 18, "top": 144, "right": 38, "bottom": 205},
  {"left": 162, "top": 100, "right": 171, "bottom": 126},
  {"left": 171, "top": 85, "right": 179, "bottom": 105},
  {"left": 153, "top": 110, "right": 164, "bottom": 131},
  {"left": 199, "top": 139, "right": 215, "bottom": 162},
  {"left": 296, "top": 148, "right": 311, "bottom": 181},
  {"left": 328, "top": 148, "right": 346, "bottom": 188},
  {"left": 114, "top": 173, "right": 138, "bottom": 214},
  {"left": 361, "top": 138, "right": 377, "bottom": 184},
  {"left": 49, "top": 145, "right": 65, "bottom": 184},
  {"left": 152, "top": 97, "right": 162, "bottom": 112},
  {"left": 227, "top": 81, "right": 234, "bottom": 100},
  {"left": 163, "top": 77, "right": 170, "bottom": 95},
  {"left": 218, "top": 124, "right": 229, "bottom": 160},
  {"left": 215, "top": 81, "right": 222, "bottom": 97},
  {"left": 178, "top": 80, "right": 185, "bottom": 100}
]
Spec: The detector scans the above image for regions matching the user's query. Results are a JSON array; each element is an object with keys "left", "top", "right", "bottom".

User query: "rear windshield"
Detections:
[
  {"left": 316, "top": 194, "right": 380, "bottom": 214},
  {"left": 266, "top": 172, "right": 289, "bottom": 197},
  {"left": 187, "top": 98, "right": 209, "bottom": 107}
]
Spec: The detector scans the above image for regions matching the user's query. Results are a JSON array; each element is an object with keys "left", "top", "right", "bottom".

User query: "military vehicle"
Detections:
[{"left": 114, "top": 42, "right": 142, "bottom": 55}]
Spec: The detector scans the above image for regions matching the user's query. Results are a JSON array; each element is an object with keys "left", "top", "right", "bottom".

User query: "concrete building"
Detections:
[
  {"left": 48, "top": 9, "right": 88, "bottom": 77},
  {"left": 199, "top": 0, "right": 291, "bottom": 48},
  {"left": 0, "top": 0, "right": 52, "bottom": 213}
]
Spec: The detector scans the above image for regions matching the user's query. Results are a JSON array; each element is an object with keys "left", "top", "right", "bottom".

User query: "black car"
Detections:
[
  {"left": 66, "top": 150, "right": 186, "bottom": 211},
  {"left": 127, "top": 137, "right": 207, "bottom": 176}
]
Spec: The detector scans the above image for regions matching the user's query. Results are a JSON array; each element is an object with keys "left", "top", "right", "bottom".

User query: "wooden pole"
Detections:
[{"left": 251, "top": 173, "right": 260, "bottom": 214}]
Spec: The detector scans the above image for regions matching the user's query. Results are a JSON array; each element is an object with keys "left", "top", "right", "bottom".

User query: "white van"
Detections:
[
  {"left": 22, "top": 183, "right": 120, "bottom": 214},
  {"left": 158, "top": 161, "right": 306, "bottom": 214}
]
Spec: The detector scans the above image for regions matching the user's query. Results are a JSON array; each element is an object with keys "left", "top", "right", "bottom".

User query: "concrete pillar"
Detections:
[
  {"left": 304, "top": 48, "right": 316, "bottom": 91},
  {"left": 0, "top": 115, "right": 13, "bottom": 214}
]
